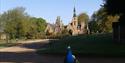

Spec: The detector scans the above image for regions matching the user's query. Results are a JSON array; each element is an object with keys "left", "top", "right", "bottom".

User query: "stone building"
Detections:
[
  {"left": 67, "top": 7, "right": 87, "bottom": 35},
  {"left": 45, "top": 23, "right": 55, "bottom": 35},
  {"left": 45, "top": 6, "right": 88, "bottom": 36},
  {"left": 45, "top": 7, "right": 88, "bottom": 36},
  {"left": 45, "top": 16, "right": 64, "bottom": 35},
  {"left": 54, "top": 16, "right": 64, "bottom": 34}
]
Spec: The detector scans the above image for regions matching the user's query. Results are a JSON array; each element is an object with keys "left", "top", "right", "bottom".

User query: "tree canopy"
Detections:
[
  {"left": 103, "top": 0, "right": 125, "bottom": 23},
  {"left": 103, "top": 0, "right": 125, "bottom": 15},
  {"left": 0, "top": 7, "right": 47, "bottom": 39},
  {"left": 78, "top": 13, "right": 89, "bottom": 25},
  {"left": 89, "top": 7, "right": 119, "bottom": 33}
]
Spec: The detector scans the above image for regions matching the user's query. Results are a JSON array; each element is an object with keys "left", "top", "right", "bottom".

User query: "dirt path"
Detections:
[
  {"left": 0, "top": 39, "right": 125, "bottom": 63},
  {"left": 0, "top": 39, "right": 50, "bottom": 52}
]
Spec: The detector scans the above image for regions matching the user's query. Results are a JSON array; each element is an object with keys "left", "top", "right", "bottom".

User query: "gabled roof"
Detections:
[{"left": 47, "top": 23, "right": 55, "bottom": 29}]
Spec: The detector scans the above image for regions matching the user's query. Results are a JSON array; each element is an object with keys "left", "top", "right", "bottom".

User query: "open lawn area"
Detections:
[
  {"left": 0, "top": 40, "right": 14, "bottom": 48},
  {"left": 0, "top": 40, "right": 22, "bottom": 48},
  {"left": 37, "top": 33, "right": 125, "bottom": 57}
]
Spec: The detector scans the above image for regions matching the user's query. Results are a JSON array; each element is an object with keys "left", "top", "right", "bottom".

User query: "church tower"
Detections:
[
  {"left": 72, "top": 7, "right": 78, "bottom": 27},
  {"left": 67, "top": 0, "right": 79, "bottom": 35},
  {"left": 73, "top": 7, "right": 76, "bottom": 17},
  {"left": 70, "top": 6, "right": 78, "bottom": 35},
  {"left": 72, "top": 0, "right": 78, "bottom": 28}
]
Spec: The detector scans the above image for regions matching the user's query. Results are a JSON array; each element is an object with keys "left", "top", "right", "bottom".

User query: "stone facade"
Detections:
[
  {"left": 45, "top": 23, "right": 55, "bottom": 35},
  {"left": 45, "top": 8, "right": 87, "bottom": 36},
  {"left": 67, "top": 8, "right": 86, "bottom": 35},
  {"left": 45, "top": 16, "right": 64, "bottom": 35},
  {"left": 54, "top": 16, "right": 64, "bottom": 34}
]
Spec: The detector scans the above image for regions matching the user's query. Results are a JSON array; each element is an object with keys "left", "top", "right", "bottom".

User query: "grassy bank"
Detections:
[
  {"left": 0, "top": 39, "right": 22, "bottom": 48},
  {"left": 37, "top": 33, "right": 125, "bottom": 57}
]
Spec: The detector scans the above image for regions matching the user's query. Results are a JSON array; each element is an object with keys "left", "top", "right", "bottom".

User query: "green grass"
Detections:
[
  {"left": 0, "top": 40, "right": 20, "bottom": 48},
  {"left": 0, "top": 43, "right": 19, "bottom": 48},
  {"left": 37, "top": 33, "right": 125, "bottom": 57}
]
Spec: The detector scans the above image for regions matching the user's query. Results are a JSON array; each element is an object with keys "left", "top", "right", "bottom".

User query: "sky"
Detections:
[{"left": 0, "top": 0, "right": 103, "bottom": 25}]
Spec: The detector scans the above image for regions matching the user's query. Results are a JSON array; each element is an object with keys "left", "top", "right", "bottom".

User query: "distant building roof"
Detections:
[
  {"left": 45, "top": 23, "right": 55, "bottom": 33},
  {"left": 47, "top": 23, "right": 55, "bottom": 30}
]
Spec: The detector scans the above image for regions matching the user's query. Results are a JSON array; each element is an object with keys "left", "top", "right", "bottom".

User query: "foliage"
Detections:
[
  {"left": 78, "top": 13, "right": 89, "bottom": 34},
  {"left": 89, "top": 7, "right": 119, "bottom": 33},
  {"left": 103, "top": 0, "right": 125, "bottom": 23},
  {"left": 0, "top": 14, "right": 1, "bottom": 29},
  {"left": 26, "top": 17, "right": 46, "bottom": 39},
  {"left": 46, "top": 28, "right": 70, "bottom": 39},
  {"left": 30, "top": 17, "right": 46, "bottom": 32},
  {"left": 0, "top": 7, "right": 47, "bottom": 39},
  {"left": 89, "top": 20, "right": 99, "bottom": 33},
  {"left": 78, "top": 13, "right": 89, "bottom": 25},
  {"left": 1, "top": 7, "right": 29, "bottom": 39},
  {"left": 103, "top": 0, "right": 124, "bottom": 15}
]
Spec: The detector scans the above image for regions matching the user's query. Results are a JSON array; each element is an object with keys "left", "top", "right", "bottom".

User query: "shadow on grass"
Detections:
[
  {"left": 36, "top": 33, "right": 125, "bottom": 58},
  {"left": 0, "top": 52, "right": 44, "bottom": 63},
  {"left": 18, "top": 42, "right": 49, "bottom": 49}
]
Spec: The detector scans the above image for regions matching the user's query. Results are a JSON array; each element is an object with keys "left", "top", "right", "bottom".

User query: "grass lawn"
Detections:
[
  {"left": 0, "top": 40, "right": 20, "bottom": 48},
  {"left": 37, "top": 33, "right": 125, "bottom": 57},
  {"left": 0, "top": 43, "right": 18, "bottom": 48}
]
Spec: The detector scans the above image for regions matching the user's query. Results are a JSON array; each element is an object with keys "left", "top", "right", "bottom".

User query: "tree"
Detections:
[
  {"left": 1, "top": 7, "right": 47, "bottom": 39},
  {"left": 78, "top": 13, "right": 89, "bottom": 25},
  {"left": 103, "top": 0, "right": 124, "bottom": 15},
  {"left": 0, "top": 14, "right": 1, "bottom": 28},
  {"left": 89, "top": 21, "right": 98, "bottom": 33},
  {"left": 1, "top": 7, "right": 30, "bottom": 39},
  {"left": 89, "top": 7, "right": 119, "bottom": 33},
  {"left": 103, "top": 0, "right": 125, "bottom": 43},
  {"left": 27, "top": 17, "right": 46, "bottom": 39},
  {"left": 78, "top": 13, "right": 89, "bottom": 33},
  {"left": 33, "top": 17, "right": 46, "bottom": 32},
  {"left": 103, "top": 0, "right": 125, "bottom": 23}
]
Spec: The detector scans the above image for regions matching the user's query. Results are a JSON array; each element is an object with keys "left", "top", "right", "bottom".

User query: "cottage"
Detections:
[{"left": 45, "top": 16, "right": 64, "bottom": 35}]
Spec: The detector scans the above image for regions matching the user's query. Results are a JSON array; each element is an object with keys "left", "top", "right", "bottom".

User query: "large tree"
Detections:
[
  {"left": 103, "top": 0, "right": 124, "bottom": 15},
  {"left": 1, "top": 7, "right": 47, "bottom": 39},
  {"left": 103, "top": 0, "right": 125, "bottom": 43},
  {"left": 78, "top": 13, "right": 90, "bottom": 33},
  {"left": 0, "top": 14, "right": 1, "bottom": 29},
  {"left": 1, "top": 7, "right": 30, "bottom": 39},
  {"left": 78, "top": 13, "right": 89, "bottom": 25},
  {"left": 27, "top": 17, "right": 46, "bottom": 39},
  {"left": 103, "top": 0, "right": 125, "bottom": 23},
  {"left": 30, "top": 17, "right": 46, "bottom": 32},
  {"left": 89, "top": 7, "right": 119, "bottom": 33}
]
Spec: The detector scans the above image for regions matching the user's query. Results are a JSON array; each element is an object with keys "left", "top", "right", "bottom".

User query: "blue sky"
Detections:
[{"left": 0, "top": 0, "right": 103, "bottom": 25}]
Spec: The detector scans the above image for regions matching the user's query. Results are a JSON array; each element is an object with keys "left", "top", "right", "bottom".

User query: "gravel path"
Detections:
[{"left": 0, "top": 39, "right": 125, "bottom": 63}]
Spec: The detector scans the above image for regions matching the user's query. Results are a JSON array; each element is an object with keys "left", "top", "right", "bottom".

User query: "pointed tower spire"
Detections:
[
  {"left": 73, "top": 7, "right": 76, "bottom": 17},
  {"left": 73, "top": 0, "right": 76, "bottom": 17}
]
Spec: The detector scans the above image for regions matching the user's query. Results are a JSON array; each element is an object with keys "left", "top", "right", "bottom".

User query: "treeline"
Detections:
[
  {"left": 89, "top": 7, "right": 120, "bottom": 33},
  {"left": 0, "top": 5, "right": 121, "bottom": 39},
  {"left": 0, "top": 7, "right": 46, "bottom": 39}
]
